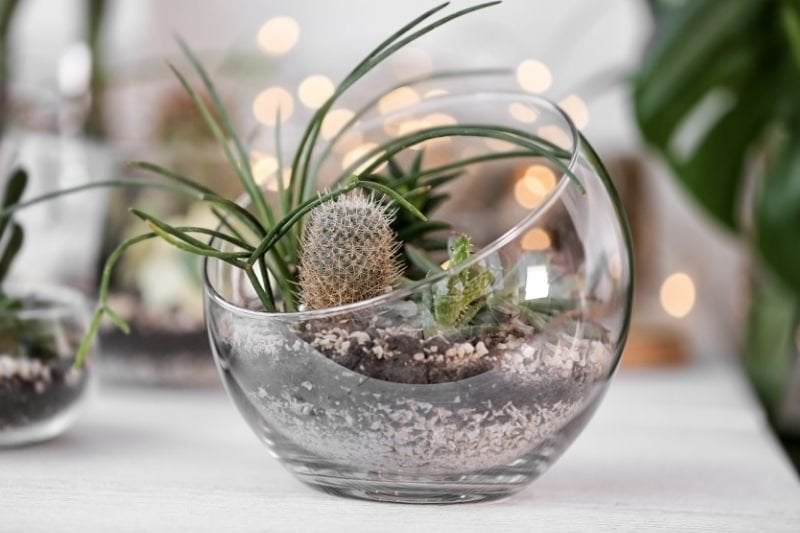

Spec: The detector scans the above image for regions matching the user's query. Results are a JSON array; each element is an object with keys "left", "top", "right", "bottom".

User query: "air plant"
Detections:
[{"left": 0, "top": 1, "right": 581, "bottom": 369}]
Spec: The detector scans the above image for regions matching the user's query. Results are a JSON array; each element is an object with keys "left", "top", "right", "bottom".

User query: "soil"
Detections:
[
  {"left": 0, "top": 356, "right": 89, "bottom": 430},
  {"left": 223, "top": 305, "right": 615, "bottom": 472},
  {"left": 294, "top": 310, "right": 607, "bottom": 385}
]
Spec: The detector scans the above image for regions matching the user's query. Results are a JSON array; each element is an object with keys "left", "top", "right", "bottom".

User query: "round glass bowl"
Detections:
[
  {"left": 204, "top": 88, "right": 632, "bottom": 503},
  {"left": 0, "top": 285, "right": 94, "bottom": 447}
]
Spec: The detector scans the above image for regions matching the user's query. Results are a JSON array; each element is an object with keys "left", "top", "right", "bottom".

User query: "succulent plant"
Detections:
[
  {"left": 298, "top": 192, "right": 402, "bottom": 310},
  {"left": 354, "top": 152, "right": 460, "bottom": 281},
  {"left": 433, "top": 235, "right": 495, "bottom": 328}
]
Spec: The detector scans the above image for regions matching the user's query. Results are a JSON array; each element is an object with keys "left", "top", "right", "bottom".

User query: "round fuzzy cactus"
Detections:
[{"left": 298, "top": 192, "right": 403, "bottom": 310}]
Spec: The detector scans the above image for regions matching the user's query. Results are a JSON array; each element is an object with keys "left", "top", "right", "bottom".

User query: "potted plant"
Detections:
[
  {"left": 0, "top": 169, "right": 95, "bottom": 447},
  {"left": 633, "top": 0, "right": 800, "bottom": 453},
  {"left": 5, "top": 1, "right": 633, "bottom": 501}
]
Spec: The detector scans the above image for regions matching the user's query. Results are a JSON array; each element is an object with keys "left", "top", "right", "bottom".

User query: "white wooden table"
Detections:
[{"left": 2, "top": 359, "right": 799, "bottom": 532}]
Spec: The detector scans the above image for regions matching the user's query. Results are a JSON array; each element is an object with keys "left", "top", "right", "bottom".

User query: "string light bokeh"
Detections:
[{"left": 246, "top": 7, "right": 697, "bottom": 326}]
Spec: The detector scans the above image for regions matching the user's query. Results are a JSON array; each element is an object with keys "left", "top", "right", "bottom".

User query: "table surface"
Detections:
[{"left": 2, "top": 359, "right": 799, "bottom": 533}]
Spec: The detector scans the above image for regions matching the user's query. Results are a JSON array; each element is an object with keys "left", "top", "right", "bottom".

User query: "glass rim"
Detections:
[{"left": 203, "top": 91, "right": 581, "bottom": 320}]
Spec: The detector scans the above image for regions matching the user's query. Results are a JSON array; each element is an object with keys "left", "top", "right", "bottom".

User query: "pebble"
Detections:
[{"left": 0, "top": 355, "right": 54, "bottom": 385}]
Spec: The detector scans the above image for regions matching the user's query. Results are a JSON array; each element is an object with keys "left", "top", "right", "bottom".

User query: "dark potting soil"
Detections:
[
  {"left": 294, "top": 311, "right": 536, "bottom": 385},
  {"left": 0, "top": 358, "right": 89, "bottom": 430}
]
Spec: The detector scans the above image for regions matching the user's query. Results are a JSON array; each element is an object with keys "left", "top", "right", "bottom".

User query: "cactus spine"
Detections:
[{"left": 298, "top": 192, "right": 403, "bottom": 310}]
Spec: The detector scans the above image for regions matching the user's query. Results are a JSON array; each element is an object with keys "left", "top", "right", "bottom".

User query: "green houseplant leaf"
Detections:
[
  {"left": 756, "top": 127, "right": 800, "bottom": 295},
  {"left": 634, "top": 0, "right": 800, "bottom": 291},
  {"left": 633, "top": 0, "right": 769, "bottom": 230}
]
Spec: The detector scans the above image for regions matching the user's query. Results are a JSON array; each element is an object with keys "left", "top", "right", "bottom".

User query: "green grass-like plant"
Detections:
[{"left": 0, "top": 1, "right": 582, "bottom": 368}]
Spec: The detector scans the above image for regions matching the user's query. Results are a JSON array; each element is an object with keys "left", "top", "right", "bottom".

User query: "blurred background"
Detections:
[{"left": 0, "top": 0, "right": 797, "bottom": 465}]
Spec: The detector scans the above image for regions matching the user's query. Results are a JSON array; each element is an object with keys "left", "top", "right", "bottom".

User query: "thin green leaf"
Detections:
[
  {"left": 397, "top": 220, "right": 451, "bottom": 240},
  {"left": 290, "top": 2, "right": 452, "bottom": 204},
  {"left": 244, "top": 266, "right": 275, "bottom": 311},
  {"left": 274, "top": 107, "right": 289, "bottom": 217},
  {"left": 358, "top": 180, "right": 427, "bottom": 221},
  {"left": 167, "top": 61, "right": 276, "bottom": 234},
  {"left": 247, "top": 181, "right": 362, "bottom": 266},
  {"left": 174, "top": 226, "right": 255, "bottom": 251},
  {"left": 129, "top": 161, "right": 215, "bottom": 194},
  {"left": 1, "top": 168, "right": 27, "bottom": 208},
  {"left": 131, "top": 209, "right": 252, "bottom": 262},
  {"left": 175, "top": 37, "right": 275, "bottom": 229},
  {"left": 295, "top": 3, "right": 502, "bottom": 204},
  {"left": 75, "top": 233, "right": 159, "bottom": 368},
  {"left": 211, "top": 207, "right": 247, "bottom": 242},
  {"left": 145, "top": 221, "right": 249, "bottom": 266},
  {"left": 388, "top": 157, "right": 405, "bottom": 180},
  {"left": 103, "top": 305, "right": 130, "bottom": 334},
  {"left": 0, "top": 222, "right": 23, "bottom": 283},
  {"left": 405, "top": 245, "right": 444, "bottom": 273},
  {"left": 424, "top": 193, "right": 450, "bottom": 213},
  {"left": 0, "top": 179, "right": 200, "bottom": 219},
  {"left": 130, "top": 161, "right": 267, "bottom": 238},
  {"left": 0, "top": 168, "right": 27, "bottom": 241},
  {"left": 337, "top": 124, "right": 580, "bottom": 192},
  {"left": 310, "top": 68, "right": 511, "bottom": 183},
  {"left": 417, "top": 237, "right": 450, "bottom": 250},
  {"left": 410, "top": 150, "right": 425, "bottom": 175}
]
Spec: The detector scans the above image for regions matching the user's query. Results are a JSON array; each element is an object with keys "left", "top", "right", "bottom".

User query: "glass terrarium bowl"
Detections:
[
  {"left": 0, "top": 285, "right": 94, "bottom": 447},
  {"left": 204, "top": 88, "right": 633, "bottom": 503}
]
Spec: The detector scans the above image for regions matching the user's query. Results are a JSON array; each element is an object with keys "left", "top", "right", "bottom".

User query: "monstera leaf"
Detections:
[
  {"left": 757, "top": 129, "right": 800, "bottom": 294},
  {"left": 634, "top": 0, "right": 800, "bottom": 295}
]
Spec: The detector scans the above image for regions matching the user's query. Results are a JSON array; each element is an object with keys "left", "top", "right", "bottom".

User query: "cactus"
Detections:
[{"left": 298, "top": 192, "right": 403, "bottom": 310}]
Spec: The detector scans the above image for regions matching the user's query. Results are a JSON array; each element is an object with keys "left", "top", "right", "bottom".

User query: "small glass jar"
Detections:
[
  {"left": 204, "top": 87, "right": 633, "bottom": 503},
  {"left": 0, "top": 285, "right": 94, "bottom": 447}
]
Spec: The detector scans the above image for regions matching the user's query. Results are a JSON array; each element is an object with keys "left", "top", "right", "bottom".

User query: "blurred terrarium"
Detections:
[
  {"left": 95, "top": 55, "right": 269, "bottom": 386},
  {"left": 98, "top": 88, "right": 241, "bottom": 386},
  {"left": 8, "top": 1, "right": 631, "bottom": 501},
  {"left": 0, "top": 169, "right": 94, "bottom": 447}
]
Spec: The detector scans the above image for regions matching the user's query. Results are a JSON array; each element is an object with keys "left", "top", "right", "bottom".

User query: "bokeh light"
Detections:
[
  {"left": 516, "top": 59, "right": 552, "bottom": 93},
  {"left": 257, "top": 16, "right": 300, "bottom": 56},
  {"left": 559, "top": 95, "right": 590, "bottom": 130},
  {"left": 342, "top": 142, "right": 385, "bottom": 174},
  {"left": 298, "top": 74, "right": 335, "bottom": 109},
  {"left": 537, "top": 125, "right": 572, "bottom": 150},
  {"left": 508, "top": 102, "right": 539, "bottom": 123},
  {"left": 660, "top": 272, "right": 696, "bottom": 318},
  {"left": 378, "top": 86, "right": 421, "bottom": 114},
  {"left": 321, "top": 108, "right": 355, "bottom": 140},
  {"left": 514, "top": 165, "right": 557, "bottom": 209},
  {"left": 253, "top": 87, "right": 294, "bottom": 125},
  {"left": 521, "top": 228, "right": 551, "bottom": 250},
  {"left": 424, "top": 88, "right": 449, "bottom": 99},
  {"left": 251, "top": 152, "right": 278, "bottom": 186}
]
